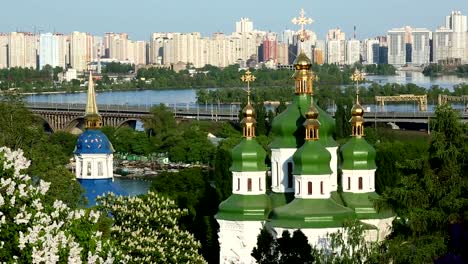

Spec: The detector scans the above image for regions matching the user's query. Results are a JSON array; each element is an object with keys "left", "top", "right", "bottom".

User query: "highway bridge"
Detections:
[{"left": 26, "top": 102, "right": 468, "bottom": 132}]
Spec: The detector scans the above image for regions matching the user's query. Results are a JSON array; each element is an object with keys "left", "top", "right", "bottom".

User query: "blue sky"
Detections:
[{"left": 2, "top": 0, "right": 467, "bottom": 40}]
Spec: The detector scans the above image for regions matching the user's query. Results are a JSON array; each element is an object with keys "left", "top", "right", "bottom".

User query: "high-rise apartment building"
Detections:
[
  {"left": 0, "top": 34, "right": 8, "bottom": 69},
  {"left": 8, "top": 32, "right": 38, "bottom": 69},
  {"left": 326, "top": 28, "right": 346, "bottom": 64},
  {"left": 70, "top": 31, "right": 90, "bottom": 72},
  {"left": 39, "top": 33, "right": 68, "bottom": 69},
  {"left": 236, "top": 18, "right": 253, "bottom": 33},
  {"left": 411, "top": 28, "right": 431, "bottom": 65},
  {"left": 362, "top": 39, "right": 380, "bottom": 64},
  {"left": 433, "top": 28, "right": 453, "bottom": 63},
  {"left": 276, "top": 43, "right": 289, "bottom": 65},
  {"left": 387, "top": 28, "right": 407, "bottom": 66},
  {"left": 346, "top": 39, "right": 360, "bottom": 65},
  {"left": 327, "top": 40, "right": 341, "bottom": 64},
  {"left": 262, "top": 34, "right": 278, "bottom": 62},
  {"left": 106, "top": 33, "right": 129, "bottom": 62}
]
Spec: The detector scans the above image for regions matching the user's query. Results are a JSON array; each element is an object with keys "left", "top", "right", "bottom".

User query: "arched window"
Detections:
[
  {"left": 247, "top": 178, "right": 252, "bottom": 192},
  {"left": 358, "top": 177, "right": 363, "bottom": 190},
  {"left": 98, "top": 162, "right": 103, "bottom": 176},
  {"left": 320, "top": 181, "right": 324, "bottom": 194},
  {"left": 276, "top": 163, "right": 279, "bottom": 187},
  {"left": 236, "top": 178, "right": 240, "bottom": 191},
  {"left": 347, "top": 177, "right": 351, "bottom": 190},
  {"left": 308, "top": 182, "right": 312, "bottom": 195},
  {"left": 87, "top": 162, "right": 91, "bottom": 176},
  {"left": 259, "top": 178, "right": 262, "bottom": 191},
  {"left": 287, "top": 162, "right": 293, "bottom": 188},
  {"left": 297, "top": 181, "right": 301, "bottom": 195}
]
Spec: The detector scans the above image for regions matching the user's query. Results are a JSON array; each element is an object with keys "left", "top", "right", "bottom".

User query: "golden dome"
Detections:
[
  {"left": 242, "top": 104, "right": 255, "bottom": 118},
  {"left": 351, "top": 103, "right": 364, "bottom": 117},
  {"left": 305, "top": 104, "right": 319, "bottom": 120},
  {"left": 294, "top": 52, "right": 312, "bottom": 70}
]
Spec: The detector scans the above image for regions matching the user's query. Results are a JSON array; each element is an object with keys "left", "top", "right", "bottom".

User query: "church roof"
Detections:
[
  {"left": 74, "top": 130, "right": 114, "bottom": 155},
  {"left": 269, "top": 197, "right": 355, "bottom": 228},
  {"left": 216, "top": 194, "right": 271, "bottom": 221},
  {"left": 340, "top": 192, "right": 394, "bottom": 219},
  {"left": 79, "top": 179, "right": 127, "bottom": 206}
]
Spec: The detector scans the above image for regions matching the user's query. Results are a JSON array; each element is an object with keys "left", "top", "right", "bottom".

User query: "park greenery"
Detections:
[{"left": 423, "top": 63, "right": 468, "bottom": 77}]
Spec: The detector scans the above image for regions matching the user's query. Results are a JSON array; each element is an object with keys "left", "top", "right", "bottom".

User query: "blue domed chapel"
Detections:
[{"left": 74, "top": 72, "right": 125, "bottom": 205}]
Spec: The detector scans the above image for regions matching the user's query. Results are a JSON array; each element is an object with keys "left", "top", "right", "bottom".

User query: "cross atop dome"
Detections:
[
  {"left": 241, "top": 70, "right": 256, "bottom": 105},
  {"left": 292, "top": 8, "right": 314, "bottom": 42},
  {"left": 350, "top": 69, "right": 364, "bottom": 104}
]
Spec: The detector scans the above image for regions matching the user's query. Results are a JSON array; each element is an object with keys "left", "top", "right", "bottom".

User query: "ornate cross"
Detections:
[
  {"left": 241, "top": 70, "right": 256, "bottom": 104},
  {"left": 292, "top": 8, "right": 314, "bottom": 42},
  {"left": 351, "top": 69, "right": 364, "bottom": 103}
]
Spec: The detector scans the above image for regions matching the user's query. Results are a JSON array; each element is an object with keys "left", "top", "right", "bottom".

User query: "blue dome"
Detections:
[
  {"left": 78, "top": 179, "right": 127, "bottom": 206},
  {"left": 75, "top": 130, "right": 113, "bottom": 154}
]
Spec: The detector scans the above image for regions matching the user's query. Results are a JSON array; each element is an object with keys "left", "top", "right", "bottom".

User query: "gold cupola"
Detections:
[
  {"left": 240, "top": 70, "right": 257, "bottom": 138},
  {"left": 84, "top": 71, "right": 102, "bottom": 129},
  {"left": 303, "top": 95, "right": 320, "bottom": 141},
  {"left": 350, "top": 69, "right": 365, "bottom": 137},
  {"left": 291, "top": 8, "right": 315, "bottom": 96}
]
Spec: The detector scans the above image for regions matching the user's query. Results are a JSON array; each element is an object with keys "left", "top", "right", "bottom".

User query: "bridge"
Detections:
[{"left": 26, "top": 102, "right": 468, "bottom": 133}]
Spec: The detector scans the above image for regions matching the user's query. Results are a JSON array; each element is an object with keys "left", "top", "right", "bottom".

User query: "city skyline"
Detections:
[{"left": 1, "top": 0, "right": 467, "bottom": 40}]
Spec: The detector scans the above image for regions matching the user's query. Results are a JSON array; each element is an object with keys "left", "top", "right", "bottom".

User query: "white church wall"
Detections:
[
  {"left": 341, "top": 169, "right": 376, "bottom": 193},
  {"left": 271, "top": 148, "right": 297, "bottom": 193},
  {"left": 232, "top": 171, "right": 266, "bottom": 195},
  {"left": 326, "top": 146, "right": 339, "bottom": 191},
  {"left": 218, "top": 220, "right": 264, "bottom": 264}
]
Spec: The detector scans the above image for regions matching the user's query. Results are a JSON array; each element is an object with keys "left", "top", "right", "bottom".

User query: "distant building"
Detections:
[
  {"left": 411, "top": 28, "right": 431, "bottom": 65},
  {"left": 8, "top": 32, "right": 38, "bottom": 69},
  {"left": 387, "top": 28, "right": 407, "bottom": 66},
  {"left": 433, "top": 11, "right": 468, "bottom": 63},
  {"left": 39, "top": 33, "right": 68, "bottom": 69},
  {"left": 363, "top": 39, "right": 380, "bottom": 64},
  {"left": 236, "top": 18, "right": 254, "bottom": 33},
  {"left": 346, "top": 39, "right": 360, "bottom": 65},
  {"left": 70, "top": 31, "right": 91, "bottom": 72},
  {"left": 0, "top": 34, "right": 8, "bottom": 69}
]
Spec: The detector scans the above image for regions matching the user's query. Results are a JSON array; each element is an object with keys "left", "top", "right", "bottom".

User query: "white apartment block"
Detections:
[
  {"left": 8, "top": 32, "right": 38, "bottom": 69},
  {"left": 363, "top": 39, "right": 380, "bottom": 64},
  {"left": 0, "top": 34, "right": 8, "bottom": 69},
  {"left": 387, "top": 28, "right": 406, "bottom": 66},
  {"left": 236, "top": 18, "right": 253, "bottom": 33},
  {"left": 39, "top": 33, "right": 68, "bottom": 69},
  {"left": 327, "top": 40, "right": 342, "bottom": 64},
  {"left": 433, "top": 11, "right": 468, "bottom": 63},
  {"left": 346, "top": 39, "right": 360, "bottom": 65},
  {"left": 411, "top": 29, "right": 431, "bottom": 65},
  {"left": 70, "top": 31, "right": 91, "bottom": 72}
]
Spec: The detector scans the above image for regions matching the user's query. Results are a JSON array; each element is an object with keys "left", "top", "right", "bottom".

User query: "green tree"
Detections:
[
  {"left": 376, "top": 105, "right": 468, "bottom": 263},
  {"left": 251, "top": 227, "right": 278, "bottom": 264}
]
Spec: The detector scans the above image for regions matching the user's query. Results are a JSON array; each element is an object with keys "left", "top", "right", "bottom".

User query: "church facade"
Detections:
[{"left": 216, "top": 52, "right": 394, "bottom": 264}]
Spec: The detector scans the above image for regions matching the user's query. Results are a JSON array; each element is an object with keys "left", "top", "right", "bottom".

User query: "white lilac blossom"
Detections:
[{"left": 0, "top": 147, "right": 124, "bottom": 263}]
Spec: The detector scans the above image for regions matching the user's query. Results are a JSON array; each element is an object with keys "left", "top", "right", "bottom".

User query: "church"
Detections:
[
  {"left": 74, "top": 72, "right": 126, "bottom": 206},
  {"left": 215, "top": 12, "right": 394, "bottom": 262}
]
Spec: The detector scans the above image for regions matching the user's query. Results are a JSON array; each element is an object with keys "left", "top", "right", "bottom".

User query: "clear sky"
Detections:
[{"left": 2, "top": 0, "right": 467, "bottom": 40}]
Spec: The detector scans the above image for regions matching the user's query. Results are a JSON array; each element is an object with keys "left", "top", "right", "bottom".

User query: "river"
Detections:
[{"left": 24, "top": 72, "right": 468, "bottom": 113}]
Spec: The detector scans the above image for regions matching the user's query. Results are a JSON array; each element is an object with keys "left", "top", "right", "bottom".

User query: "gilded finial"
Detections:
[
  {"left": 84, "top": 71, "right": 102, "bottom": 129},
  {"left": 350, "top": 69, "right": 365, "bottom": 137},
  {"left": 292, "top": 8, "right": 314, "bottom": 42},
  {"left": 240, "top": 70, "right": 257, "bottom": 138},
  {"left": 241, "top": 70, "right": 256, "bottom": 105},
  {"left": 350, "top": 69, "right": 364, "bottom": 104}
]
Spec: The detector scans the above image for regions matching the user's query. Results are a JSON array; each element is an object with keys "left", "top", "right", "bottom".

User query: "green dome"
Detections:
[
  {"left": 293, "top": 141, "right": 332, "bottom": 175},
  {"left": 270, "top": 95, "right": 337, "bottom": 149},
  {"left": 230, "top": 139, "right": 267, "bottom": 172},
  {"left": 316, "top": 102, "right": 338, "bottom": 148},
  {"left": 340, "top": 137, "right": 377, "bottom": 170}
]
